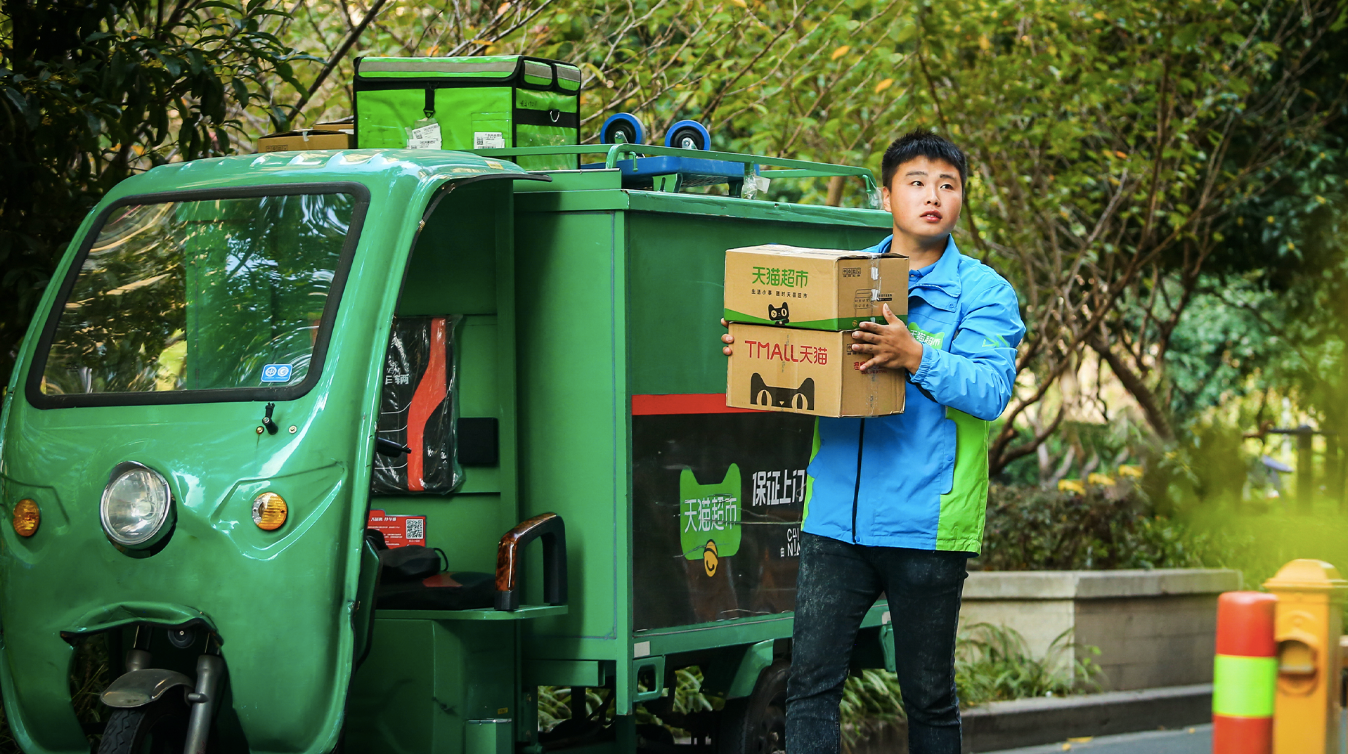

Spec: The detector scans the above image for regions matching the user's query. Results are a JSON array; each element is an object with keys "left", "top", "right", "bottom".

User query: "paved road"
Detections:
[{"left": 983, "top": 725, "right": 1212, "bottom": 754}]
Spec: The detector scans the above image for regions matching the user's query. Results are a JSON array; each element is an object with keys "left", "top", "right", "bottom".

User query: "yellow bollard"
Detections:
[{"left": 1263, "top": 559, "right": 1347, "bottom": 754}]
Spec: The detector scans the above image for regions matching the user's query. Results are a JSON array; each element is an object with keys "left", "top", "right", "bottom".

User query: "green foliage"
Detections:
[
  {"left": 537, "top": 685, "right": 614, "bottom": 732},
  {"left": 289, "top": 0, "right": 915, "bottom": 206},
  {"left": 978, "top": 481, "right": 1215, "bottom": 570},
  {"left": 840, "top": 669, "right": 905, "bottom": 749},
  {"left": 68, "top": 634, "right": 111, "bottom": 747},
  {"left": 662, "top": 667, "right": 719, "bottom": 716},
  {"left": 927, "top": 0, "right": 1348, "bottom": 459},
  {"left": 1186, "top": 500, "right": 1348, "bottom": 601},
  {"left": 540, "top": 623, "right": 1094, "bottom": 747},
  {"left": 955, "top": 624, "right": 1099, "bottom": 706},
  {"left": 539, "top": 667, "right": 723, "bottom": 737},
  {"left": 840, "top": 624, "right": 1096, "bottom": 747},
  {"left": 0, "top": 0, "right": 315, "bottom": 379}
]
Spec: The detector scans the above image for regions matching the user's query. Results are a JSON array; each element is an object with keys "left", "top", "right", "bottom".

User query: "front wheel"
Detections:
[
  {"left": 718, "top": 659, "right": 790, "bottom": 754},
  {"left": 97, "top": 694, "right": 190, "bottom": 754}
]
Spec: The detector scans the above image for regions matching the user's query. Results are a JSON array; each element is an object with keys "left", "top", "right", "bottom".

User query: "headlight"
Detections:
[{"left": 100, "top": 463, "right": 174, "bottom": 548}]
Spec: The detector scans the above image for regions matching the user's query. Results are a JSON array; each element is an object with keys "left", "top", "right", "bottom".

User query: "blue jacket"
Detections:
[{"left": 803, "top": 235, "right": 1025, "bottom": 553}]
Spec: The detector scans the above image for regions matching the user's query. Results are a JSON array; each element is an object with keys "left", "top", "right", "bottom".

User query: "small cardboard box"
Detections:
[
  {"left": 257, "top": 128, "right": 353, "bottom": 153},
  {"left": 726, "top": 324, "right": 905, "bottom": 417},
  {"left": 724, "top": 245, "right": 909, "bottom": 331}
]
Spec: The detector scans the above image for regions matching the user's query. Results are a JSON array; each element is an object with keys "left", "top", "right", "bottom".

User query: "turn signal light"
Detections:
[
  {"left": 13, "top": 499, "right": 39, "bottom": 537},
  {"left": 251, "top": 493, "right": 287, "bottom": 531}
]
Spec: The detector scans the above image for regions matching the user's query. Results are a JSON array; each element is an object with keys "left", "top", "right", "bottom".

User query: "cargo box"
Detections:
[
  {"left": 256, "top": 128, "right": 353, "bottom": 152},
  {"left": 723, "top": 244, "right": 908, "bottom": 331},
  {"left": 726, "top": 323, "right": 905, "bottom": 417},
  {"left": 354, "top": 55, "right": 581, "bottom": 171}
]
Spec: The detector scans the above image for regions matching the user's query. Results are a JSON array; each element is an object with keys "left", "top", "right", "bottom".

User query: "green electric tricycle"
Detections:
[{"left": 1, "top": 132, "right": 900, "bottom": 753}]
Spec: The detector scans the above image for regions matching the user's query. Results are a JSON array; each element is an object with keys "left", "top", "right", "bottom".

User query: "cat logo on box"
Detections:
[
  {"left": 750, "top": 374, "right": 815, "bottom": 411},
  {"left": 679, "top": 466, "right": 741, "bottom": 577},
  {"left": 768, "top": 302, "right": 790, "bottom": 325}
]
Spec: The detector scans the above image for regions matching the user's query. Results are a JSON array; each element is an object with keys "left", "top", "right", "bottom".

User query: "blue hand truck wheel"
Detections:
[
  {"left": 600, "top": 113, "right": 645, "bottom": 145},
  {"left": 665, "top": 120, "right": 711, "bottom": 151}
]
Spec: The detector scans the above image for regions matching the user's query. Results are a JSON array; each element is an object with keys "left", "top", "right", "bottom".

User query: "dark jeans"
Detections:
[{"left": 785, "top": 532, "right": 968, "bottom": 754}]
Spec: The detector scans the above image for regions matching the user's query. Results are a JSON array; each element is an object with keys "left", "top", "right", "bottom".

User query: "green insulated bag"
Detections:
[{"left": 354, "top": 55, "right": 581, "bottom": 170}]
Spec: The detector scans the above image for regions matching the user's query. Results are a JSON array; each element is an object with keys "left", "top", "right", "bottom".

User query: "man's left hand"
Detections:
[{"left": 851, "top": 303, "right": 923, "bottom": 373}]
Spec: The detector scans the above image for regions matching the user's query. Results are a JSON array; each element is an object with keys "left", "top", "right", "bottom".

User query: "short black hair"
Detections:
[{"left": 881, "top": 130, "right": 968, "bottom": 191}]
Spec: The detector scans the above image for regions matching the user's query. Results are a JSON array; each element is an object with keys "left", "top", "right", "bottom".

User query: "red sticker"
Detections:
[{"left": 367, "top": 509, "right": 427, "bottom": 548}]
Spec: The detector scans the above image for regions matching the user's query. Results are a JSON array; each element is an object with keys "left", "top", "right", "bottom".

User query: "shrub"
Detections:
[
  {"left": 955, "top": 623, "right": 1099, "bottom": 705},
  {"left": 978, "top": 482, "right": 1211, "bottom": 571}
]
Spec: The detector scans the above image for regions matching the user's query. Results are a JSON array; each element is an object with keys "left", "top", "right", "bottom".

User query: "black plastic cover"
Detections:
[{"left": 372, "top": 316, "right": 463, "bottom": 495}]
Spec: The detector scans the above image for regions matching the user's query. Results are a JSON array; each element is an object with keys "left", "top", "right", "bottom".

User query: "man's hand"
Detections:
[
  {"left": 720, "top": 318, "right": 734, "bottom": 356},
  {"left": 851, "top": 304, "right": 923, "bottom": 373}
]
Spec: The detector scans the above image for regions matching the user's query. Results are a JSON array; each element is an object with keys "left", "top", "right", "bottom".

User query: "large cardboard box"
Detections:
[
  {"left": 726, "top": 324, "right": 905, "bottom": 417},
  {"left": 257, "top": 128, "right": 353, "bottom": 153},
  {"left": 723, "top": 245, "right": 909, "bottom": 331}
]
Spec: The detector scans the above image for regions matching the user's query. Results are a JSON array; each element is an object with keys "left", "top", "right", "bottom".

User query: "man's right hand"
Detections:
[{"left": 720, "top": 318, "right": 734, "bottom": 356}]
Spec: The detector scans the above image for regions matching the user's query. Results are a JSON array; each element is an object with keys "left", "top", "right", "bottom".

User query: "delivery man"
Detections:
[{"left": 721, "top": 130, "right": 1025, "bottom": 753}]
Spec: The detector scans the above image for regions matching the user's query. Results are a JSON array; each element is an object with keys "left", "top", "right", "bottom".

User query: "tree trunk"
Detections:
[
  {"left": 825, "top": 175, "right": 844, "bottom": 207},
  {"left": 1088, "top": 334, "right": 1174, "bottom": 441}
]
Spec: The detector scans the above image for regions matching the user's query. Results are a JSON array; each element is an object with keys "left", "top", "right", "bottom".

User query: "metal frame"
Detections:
[{"left": 474, "top": 143, "right": 882, "bottom": 207}]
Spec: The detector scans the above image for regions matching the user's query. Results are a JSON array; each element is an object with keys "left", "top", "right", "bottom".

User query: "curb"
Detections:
[
  {"left": 847, "top": 684, "right": 1212, "bottom": 754},
  {"left": 961, "top": 683, "right": 1212, "bottom": 753}
]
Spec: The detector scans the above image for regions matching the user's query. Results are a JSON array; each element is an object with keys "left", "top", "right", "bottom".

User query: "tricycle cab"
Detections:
[{"left": 0, "top": 149, "right": 540, "bottom": 753}]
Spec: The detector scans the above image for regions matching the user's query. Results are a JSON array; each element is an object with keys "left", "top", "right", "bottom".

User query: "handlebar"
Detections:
[{"left": 494, "top": 512, "right": 567, "bottom": 611}]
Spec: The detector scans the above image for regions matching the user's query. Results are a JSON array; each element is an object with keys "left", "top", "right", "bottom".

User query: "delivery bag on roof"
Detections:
[{"left": 353, "top": 55, "right": 581, "bottom": 171}]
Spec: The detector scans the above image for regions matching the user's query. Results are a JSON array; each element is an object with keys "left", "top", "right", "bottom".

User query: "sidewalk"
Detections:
[{"left": 981, "top": 725, "right": 1211, "bottom": 754}]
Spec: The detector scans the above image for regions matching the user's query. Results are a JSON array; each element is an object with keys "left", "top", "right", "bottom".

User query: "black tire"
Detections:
[
  {"left": 97, "top": 694, "right": 191, "bottom": 754},
  {"left": 718, "top": 659, "right": 790, "bottom": 754},
  {"left": 667, "top": 126, "right": 706, "bottom": 151}
]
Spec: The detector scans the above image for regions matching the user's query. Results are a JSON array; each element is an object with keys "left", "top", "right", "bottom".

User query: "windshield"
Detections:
[{"left": 36, "top": 191, "right": 359, "bottom": 400}]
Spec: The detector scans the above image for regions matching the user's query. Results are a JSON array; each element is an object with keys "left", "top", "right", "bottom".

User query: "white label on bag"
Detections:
[
  {"left": 407, "top": 122, "right": 442, "bottom": 150},
  {"left": 474, "top": 131, "right": 506, "bottom": 149}
]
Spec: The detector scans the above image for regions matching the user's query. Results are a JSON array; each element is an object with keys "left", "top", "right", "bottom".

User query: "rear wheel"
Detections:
[
  {"left": 97, "top": 694, "right": 190, "bottom": 754},
  {"left": 718, "top": 659, "right": 790, "bottom": 754}
]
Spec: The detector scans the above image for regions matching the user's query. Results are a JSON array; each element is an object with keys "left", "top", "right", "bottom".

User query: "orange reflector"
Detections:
[
  {"left": 13, "top": 499, "right": 39, "bottom": 537},
  {"left": 251, "top": 493, "right": 287, "bottom": 531}
]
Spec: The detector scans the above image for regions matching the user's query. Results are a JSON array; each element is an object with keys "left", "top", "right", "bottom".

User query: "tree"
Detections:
[
  {"left": 903, "top": 0, "right": 1348, "bottom": 472},
  {"left": 0, "top": 0, "right": 312, "bottom": 380}
]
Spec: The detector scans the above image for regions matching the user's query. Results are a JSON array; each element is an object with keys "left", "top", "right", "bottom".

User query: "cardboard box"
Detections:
[
  {"left": 724, "top": 245, "right": 909, "bottom": 331},
  {"left": 257, "top": 129, "right": 353, "bottom": 153},
  {"left": 726, "top": 323, "right": 905, "bottom": 417},
  {"left": 313, "top": 118, "right": 355, "bottom": 134}
]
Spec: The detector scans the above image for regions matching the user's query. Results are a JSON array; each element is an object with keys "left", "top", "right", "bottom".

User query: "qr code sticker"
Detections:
[{"left": 405, "top": 517, "right": 425, "bottom": 541}]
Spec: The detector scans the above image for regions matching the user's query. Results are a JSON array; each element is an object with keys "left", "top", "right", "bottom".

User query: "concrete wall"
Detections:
[{"left": 959, "top": 569, "right": 1242, "bottom": 690}]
